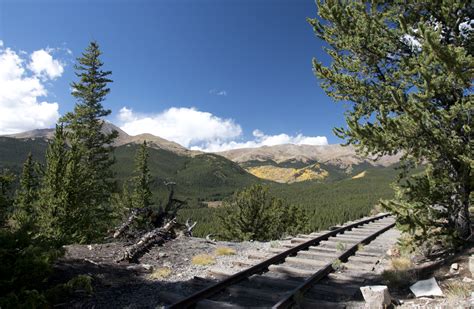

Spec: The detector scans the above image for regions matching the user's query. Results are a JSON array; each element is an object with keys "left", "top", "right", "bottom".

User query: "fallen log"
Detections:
[
  {"left": 113, "top": 208, "right": 139, "bottom": 239},
  {"left": 117, "top": 218, "right": 177, "bottom": 263}
]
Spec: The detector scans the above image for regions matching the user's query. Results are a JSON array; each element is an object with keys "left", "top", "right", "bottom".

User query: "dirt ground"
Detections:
[
  {"left": 49, "top": 235, "right": 474, "bottom": 308},
  {"left": 388, "top": 245, "right": 474, "bottom": 308},
  {"left": 49, "top": 236, "right": 270, "bottom": 308}
]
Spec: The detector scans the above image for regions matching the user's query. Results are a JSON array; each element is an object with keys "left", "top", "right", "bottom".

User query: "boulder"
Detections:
[
  {"left": 409, "top": 277, "right": 443, "bottom": 297},
  {"left": 360, "top": 285, "right": 392, "bottom": 308},
  {"left": 126, "top": 264, "right": 154, "bottom": 273}
]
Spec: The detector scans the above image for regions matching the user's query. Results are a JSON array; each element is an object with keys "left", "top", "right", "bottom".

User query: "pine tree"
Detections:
[
  {"left": 44, "top": 41, "right": 119, "bottom": 243},
  {"left": 131, "top": 141, "right": 153, "bottom": 210},
  {"left": 308, "top": 1, "right": 472, "bottom": 246},
  {"left": 219, "top": 185, "right": 295, "bottom": 241},
  {"left": 0, "top": 169, "right": 15, "bottom": 227},
  {"left": 14, "top": 153, "right": 41, "bottom": 227},
  {"left": 60, "top": 41, "right": 118, "bottom": 215},
  {"left": 37, "top": 125, "right": 72, "bottom": 242}
]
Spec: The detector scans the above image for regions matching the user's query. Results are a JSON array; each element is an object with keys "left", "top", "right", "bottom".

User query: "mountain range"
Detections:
[
  {"left": 0, "top": 124, "right": 402, "bottom": 236},
  {"left": 3, "top": 123, "right": 400, "bottom": 184}
]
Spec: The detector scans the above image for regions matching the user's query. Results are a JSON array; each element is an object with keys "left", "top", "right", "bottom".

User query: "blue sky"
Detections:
[{"left": 0, "top": 0, "right": 349, "bottom": 150}]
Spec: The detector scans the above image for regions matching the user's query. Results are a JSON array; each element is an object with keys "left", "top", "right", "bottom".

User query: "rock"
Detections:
[
  {"left": 409, "top": 277, "right": 443, "bottom": 298},
  {"left": 360, "top": 285, "right": 392, "bottom": 308},
  {"left": 126, "top": 264, "right": 154, "bottom": 273},
  {"left": 450, "top": 263, "right": 459, "bottom": 271},
  {"left": 87, "top": 245, "right": 93, "bottom": 250},
  {"left": 462, "top": 277, "right": 473, "bottom": 283},
  {"left": 469, "top": 255, "right": 474, "bottom": 276},
  {"left": 158, "top": 252, "right": 168, "bottom": 258}
]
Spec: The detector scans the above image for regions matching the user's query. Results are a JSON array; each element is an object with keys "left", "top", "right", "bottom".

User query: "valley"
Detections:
[{"left": 0, "top": 126, "right": 400, "bottom": 237}]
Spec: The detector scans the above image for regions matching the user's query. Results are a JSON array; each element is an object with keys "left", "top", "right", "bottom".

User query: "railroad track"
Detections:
[{"left": 165, "top": 213, "right": 396, "bottom": 308}]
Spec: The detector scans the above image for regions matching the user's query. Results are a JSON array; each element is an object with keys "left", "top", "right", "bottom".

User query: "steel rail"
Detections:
[
  {"left": 167, "top": 213, "right": 392, "bottom": 308},
  {"left": 272, "top": 221, "right": 395, "bottom": 308}
]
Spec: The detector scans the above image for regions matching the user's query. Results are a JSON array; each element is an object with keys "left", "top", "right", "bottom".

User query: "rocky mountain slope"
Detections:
[
  {"left": 216, "top": 144, "right": 401, "bottom": 183},
  {"left": 0, "top": 126, "right": 256, "bottom": 205},
  {"left": 217, "top": 144, "right": 400, "bottom": 167},
  {"left": 6, "top": 122, "right": 197, "bottom": 156},
  {"left": 3, "top": 125, "right": 401, "bottom": 185}
]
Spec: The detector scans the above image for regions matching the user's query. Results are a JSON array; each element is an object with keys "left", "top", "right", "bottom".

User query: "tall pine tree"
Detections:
[
  {"left": 37, "top": 125, "right": 71, "bottom": 243},
  {"left": 14, "top": 153, "right": 41, "bottom": 227},
  {"left": 61, "top": 41, "right": 118, "bottom": 214},
  {"left": 0, "top": 169, "right": 15, "bottom": 227},
  {"left": 52, "top": 41, "right": 118, "bottom": 243},
  {"left": 131, "top": 141, "right": 153, "bottom": 210},
  {"left": 309, "top": 1, "right": 472, "bottom": 246}
]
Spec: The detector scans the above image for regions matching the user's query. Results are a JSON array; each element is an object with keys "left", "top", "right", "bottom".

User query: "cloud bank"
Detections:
[
  {"left": 118, "top": 107, "right": 328, "bottom": 152},
  {"left": 0, "top": 42, "right": 64, "bottom": 135}
]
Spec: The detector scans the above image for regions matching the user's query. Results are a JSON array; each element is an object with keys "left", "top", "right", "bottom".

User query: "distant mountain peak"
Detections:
[
  {"left": 216, "top": 143, "right": 401, "bottom": 169},
  {"left": 4, "top": 122, "right": 199, "bottom": 156}
]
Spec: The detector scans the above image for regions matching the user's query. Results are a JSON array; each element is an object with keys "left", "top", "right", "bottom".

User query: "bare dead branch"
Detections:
[{"left": 117, "top": 218, "right": 177, "bottom": 263}]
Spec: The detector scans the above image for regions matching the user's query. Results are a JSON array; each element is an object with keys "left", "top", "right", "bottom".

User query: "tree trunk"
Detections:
[
  {"left": 117, "top": 219, "right": 176, "bottom": 263},
  {"left": 454, "top": 200, "right": 471, "bottom": 240}
]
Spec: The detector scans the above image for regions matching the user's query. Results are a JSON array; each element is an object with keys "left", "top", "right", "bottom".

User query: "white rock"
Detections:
[
  {"left": 409, "top": 277, "right": 443, "bottom": 297},
  {"left": 451, "top": 263, "right": 459, "bottom": 271},
  {"left": 360, "top": 285, "right": 392, "bottom": 308},
  {"left": 141, "top": 264, "right": 153, "bottom": 271},
  {"left": 462, "top": 277, "right": 473, "bottom": 283},
  {"left": 87, "top": 245, "right": 93, "bottom": 251},
  {"left": 126, "top": 264, "right": 154, "bottom": 273}
]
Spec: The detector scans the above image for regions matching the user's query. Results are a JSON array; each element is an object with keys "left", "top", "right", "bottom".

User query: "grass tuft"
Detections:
[
  {"left": 214, "top": 246, "right": 236, "bottom": 256},
  {"left": 192, "top": 254, "right": 216, "bottom": 266},
  {"left": 149, "top": 267, "right": 172, "bottom": 280},
  {"left": 336, "top": 242, "right": 346, "bottom": 251},
  {"left": 381, "top": 256, "right": 416, "bottom": 288},
  {"left": 332, "top": 259, "right": 343, "bottom": 270},
  {"left": 391, "top": 257, "right": 412, "bottom": 270},
  {"left": 444, "top": 281, "right": 471, "bottom": 299}
]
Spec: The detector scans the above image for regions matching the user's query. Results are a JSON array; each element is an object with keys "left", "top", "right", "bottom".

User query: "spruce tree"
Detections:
[
  {"left": 37, "top": 125, "right": 72, "bottom": 242},
  {"left": 219, "top": 184, "right": 292, "bottom": 241},
  {"left": 45, "top": 41, "right": 118, "bottom": 243},
  {"left": 308, "top": 1, "right": 472, "bottom": 245},
  {"left": 60, "top": 41, "right": 118, "bottom": 215},
  {"left": 0, "top": 169, "right": 15, "bottom": 227},
  {"left": 14, "top": 153, "right": 41, "bottom": 227},
  {"left": 131, "top": 141, "right": 153, "bottom": 210}
]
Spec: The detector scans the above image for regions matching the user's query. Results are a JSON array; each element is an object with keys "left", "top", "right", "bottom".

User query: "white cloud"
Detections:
[
  {"left": 28, "top": 49, "right": 64, "bottom": 80},
  {"left": 118, "top": 107, "right": 242, "bottom": 147},
  {"left": 192, "top": 129, "right": 328, "bottom": 152},
  {"left": 118, "top": 107, "right": 328, "bottom": 152},
  {"left": 209, "top": 89, "right": 227, "bottom": 96},
  {"left": 0, "top": 40, "right": 3, "bottom": 48},
  {"left": 0, "top": 44, "right": 62, "bottom": 135}
]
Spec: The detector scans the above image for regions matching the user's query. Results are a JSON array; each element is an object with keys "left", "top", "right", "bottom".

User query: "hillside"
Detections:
[
  {"left": 247, "top": 163, "right": 329, "bottom": 183},
  {"left": 6, "top": 122, "right": 198, "bottom": 156},
  {"left": 217, "top": 144, "right": 401, "bottom": 168},
  {"left": 113, "top": 144, "right": 259, "bottom": 204},
  {"left": 216, "top": 144, "right": 401, "bottom": 183},
  {"left": 0, "top": 137, "right": 259, "bottom": 205},
  {"left": 179, "top": 166, "right": 399, "bottom": 236},
  {"left": 0, "top": 129, "right": 402, "bottom": 238}
]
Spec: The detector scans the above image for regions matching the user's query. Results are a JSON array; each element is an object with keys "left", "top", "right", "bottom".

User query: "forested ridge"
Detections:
[{"left": 0, "top": 136, "right": 400, "bottom": 233}]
